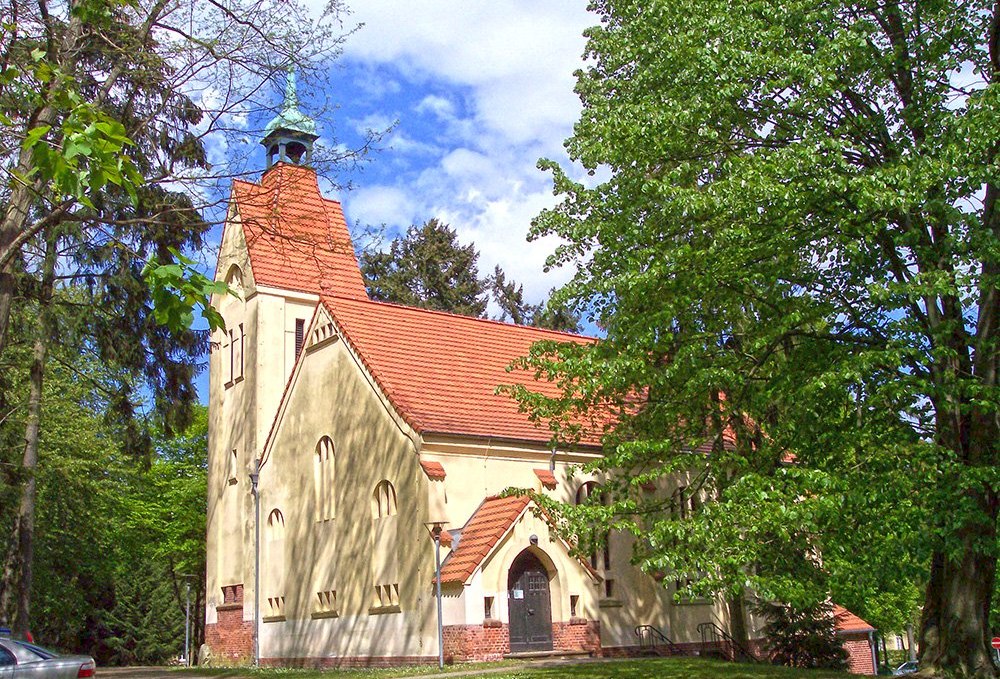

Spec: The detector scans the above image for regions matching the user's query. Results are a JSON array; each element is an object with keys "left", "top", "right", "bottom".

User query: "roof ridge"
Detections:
[{"left": 323, "top": 294, "right": 595, "bottom": 341}]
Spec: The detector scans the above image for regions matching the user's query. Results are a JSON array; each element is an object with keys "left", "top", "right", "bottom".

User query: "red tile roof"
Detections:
[
  {"left": 438, "top": 495, "right": 531, "bottom": 584},
  {"left": 420, "top": 460, "right": 446, "bottom": 480},
  {"left": 834, "top": 605, "right": 875, "bottom": 633},
  {"left": 231, "top": 163, "right": 367, "bottom": 298},
  {"left": 324, "top": 294, "right": 600, "bottom": 446},
  {"left": 534, "top": 468, "right": 557, "bottom": 489},
  {"left": 231, "top": 164, "right": 602, "bottom": 447}
]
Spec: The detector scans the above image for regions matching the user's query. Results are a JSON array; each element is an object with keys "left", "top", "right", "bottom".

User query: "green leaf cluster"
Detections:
[
  {"left": 512, "top": 0, "right": 1000, "bottom": 668},
  {"left": 143, "top": 249, "right": 230, "bottom": 333}
]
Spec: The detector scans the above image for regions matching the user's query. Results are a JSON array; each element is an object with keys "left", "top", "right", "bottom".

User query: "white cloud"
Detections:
[
  {"left": 348, "top": 186, "right": 418, "bottom": 228},
  {"left": 341, "top": 1, "right": 592, "bottom": 150},
  {"left": 316, "top": 0, "right": 595, "bottom": 303},
  {"left": 415, "top": 94, "right": 457, "bottom": 120},
  {"left": 351, "top": 112, "right": 397, "bottom": 136}
]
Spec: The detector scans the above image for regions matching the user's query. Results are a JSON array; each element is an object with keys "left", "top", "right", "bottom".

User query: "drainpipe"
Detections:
[
  {"left": 434, "top": 526, "right": 444, "bottom": 669},
  {"left": 868, "top": 631, "right": 877, "bottom": 675},
  {"left": 250, "top": 459, "right": 261, "bottom": 667}
]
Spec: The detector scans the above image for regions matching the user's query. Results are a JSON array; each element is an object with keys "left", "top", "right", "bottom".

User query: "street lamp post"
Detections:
[
  {"left": 249, "top": 458, "right": 261, "bottom": 667},
  {"left": 424, "top": 522, "right": 447, "bottom": 669},
  {"left": 184, "top": 582, "right": 191, "bottom": 667},
  {"left": 178, "top": 573, "right": 196, "bottom": 666}
]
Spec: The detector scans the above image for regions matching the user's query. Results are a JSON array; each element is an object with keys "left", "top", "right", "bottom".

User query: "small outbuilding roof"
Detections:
[
  {"left": 834, "top": 605, "right": 876, "bottom": 634},
  {"left": 438, "top": 495, "right": 532, "bottom": 585}
]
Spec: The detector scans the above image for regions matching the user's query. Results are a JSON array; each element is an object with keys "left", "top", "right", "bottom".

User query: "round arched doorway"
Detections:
[{"left": 507, "top": 550, "right": 553, "bottom": 653}]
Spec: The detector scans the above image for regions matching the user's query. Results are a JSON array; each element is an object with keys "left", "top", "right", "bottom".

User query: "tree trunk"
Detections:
[
  {"left": 727, "top": 592, "right": 753, "bottom": 660},
  {"left": 0, "top": 6, "right": 85, "bottom": 361},
  {"left": 918, "top": 463, "right": 998, "bottom": 678},
  {"left": 0, "top": 235, "right": 56, "bottom": 635},
  {"left": 194, "top": 582, "right": 204, "bottom": 663}
]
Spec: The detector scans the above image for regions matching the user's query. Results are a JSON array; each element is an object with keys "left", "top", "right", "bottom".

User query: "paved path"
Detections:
[
  {"left": 99, "top": 668, "right": 221, "bottom": 678},
  {"left": 97, "top": 657, "right": 619, "bottom": 679}
]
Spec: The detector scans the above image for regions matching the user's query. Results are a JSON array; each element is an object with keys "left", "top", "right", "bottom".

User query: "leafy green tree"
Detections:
[
  {"left": 104, "top": 407, "right": 207, "bottom": 664},
  {"left": 514, "top": 0, "right": 999, "bottom": 675},
  {"left": 0, "top": 0, "right": 360, "bottom": 637},
  {"left": 0, "top": 0, "right": 359, "bottom": 353},
  {"left": 361, "top": 219, "right": 490, "bottom": 317},
  {"left": 0, "top": 339, "right": 208, "bottom": 662}
]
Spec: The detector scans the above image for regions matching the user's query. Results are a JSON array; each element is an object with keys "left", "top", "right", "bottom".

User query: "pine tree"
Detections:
[{"left": 361, "top": 219, "right": 489, "bottom": 317}]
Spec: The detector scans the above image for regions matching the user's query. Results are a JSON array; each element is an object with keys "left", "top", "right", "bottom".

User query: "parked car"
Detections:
[
  {"left": 0, "top": 637, "right": 95, "bottom": 678},
  {"left": 893, "top": 660, "right": 919, "bottom": 675}
]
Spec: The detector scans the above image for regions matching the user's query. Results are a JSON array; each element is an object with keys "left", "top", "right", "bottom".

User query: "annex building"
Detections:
[{"left": 203, "top": 82, "right": 877, "bottom": 673}]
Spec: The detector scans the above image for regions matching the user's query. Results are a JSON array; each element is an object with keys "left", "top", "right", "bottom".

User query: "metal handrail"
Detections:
[
  {"left": 634, "top": 624, "right": 684, "bottom": 656},
  {"left": 697, "top": 621, "right": 759, "bottom": 662}
]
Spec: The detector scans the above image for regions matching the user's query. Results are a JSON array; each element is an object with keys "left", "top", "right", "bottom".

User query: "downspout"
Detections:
[
  {"left": 250, "top": 459, "right": 261, "bottom": 667},
  {"left": 868, "top": 630, "right": 877, "bottom": 675}
]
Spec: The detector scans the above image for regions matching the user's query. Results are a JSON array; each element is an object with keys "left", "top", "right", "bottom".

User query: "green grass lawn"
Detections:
[{"left": 172, "top": 656, "right": 858, "bottom": 679}]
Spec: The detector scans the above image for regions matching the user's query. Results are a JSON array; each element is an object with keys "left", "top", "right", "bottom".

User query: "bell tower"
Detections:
[{"left": 261, "top": 67, "right": 319, "bottom": 168}]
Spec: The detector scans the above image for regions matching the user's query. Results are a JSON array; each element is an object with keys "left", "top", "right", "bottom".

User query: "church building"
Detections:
[{"left": 203, "top": 77, "right": 876, "bottom": 673}]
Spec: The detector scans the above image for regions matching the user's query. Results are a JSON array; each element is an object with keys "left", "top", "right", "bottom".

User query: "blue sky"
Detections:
[
  {"left": 193, "top": 1, "right": 596, "bottom": 402},
  {"left": 318, "top": 1, "right": 594, "bottom": 301}
]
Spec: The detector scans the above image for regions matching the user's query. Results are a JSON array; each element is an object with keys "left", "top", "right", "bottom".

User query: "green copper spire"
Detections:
[
  {"left": 261, "top": 66, "right": 319, "bottom": 169},
  {"left": 264, "top": 66, "right": 317, "bottom": 138}
]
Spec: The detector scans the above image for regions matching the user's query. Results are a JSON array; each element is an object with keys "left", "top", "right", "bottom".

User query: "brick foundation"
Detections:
[
  {"left": 204, "top": 584, "right": 253, "bottom": 664},
  {"left": 444, "top": 619, "right": 601, "bottom": 661},
  {"left": 444, "top": 621, "right": 510, "bottom": 661},
  {"left": 553, "top": 619, "right": 601, "bottom": 656}
]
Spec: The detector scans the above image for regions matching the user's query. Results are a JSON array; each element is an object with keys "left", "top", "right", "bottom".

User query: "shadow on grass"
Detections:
[{"left": 171, "top": 657, "right": 857, "bottom": 679}]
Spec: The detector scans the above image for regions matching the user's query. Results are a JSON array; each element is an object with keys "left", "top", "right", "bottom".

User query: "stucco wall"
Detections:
[
  {"left": 254, "top": 318, "right": 437, "bottom": 661},
  {"left": 419, "top": 442, "right": 758, "bottom": 651},
  {"left": 206, "top": 211, "right": 321, "bottom": 646}
]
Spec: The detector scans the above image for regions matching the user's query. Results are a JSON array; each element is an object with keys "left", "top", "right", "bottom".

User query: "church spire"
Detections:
[{"left": 262, "top": 66, "right": 319, "bottom": 169}]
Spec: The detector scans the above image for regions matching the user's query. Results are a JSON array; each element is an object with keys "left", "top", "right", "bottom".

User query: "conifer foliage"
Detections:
[
  {"left": 361, "top": 218, "right": 581, "bottom": 332},
  {"left": 756, "top": 602, "right": 848, "bottom": 670},
  {"left": 362, "top": 219, "right": 490, "bottom": 317}
]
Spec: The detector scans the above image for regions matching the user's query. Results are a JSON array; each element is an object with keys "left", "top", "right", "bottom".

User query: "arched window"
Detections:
[
  {"left": 264, "top": 508, "right": 286, "bottom": 617},
  {"left": 225, "top": 264, "right": 244, "bottom": 293},
  {"left": 222, "top": 265, "right": 246, "bottom": 385},
  {"left": 228, "top": 449, "right": 239, "bottom": 486},
  {"left": 575, "top": 481, "right": 602, "bottom": 506},
  {"left": 370, "top": 481, "right": 399, "bottom": 610},
  {"left": 314, "top": 436, "right": 335, "bottom": 521},
  {"left": 575, "top": 482, "right": 612, "bottom": 574},
  {"left": 267, "top": 508, "right": 285, "bottom": 537},
  {"left": 372, "top": 480, "right": 397, "bottom": 519}
]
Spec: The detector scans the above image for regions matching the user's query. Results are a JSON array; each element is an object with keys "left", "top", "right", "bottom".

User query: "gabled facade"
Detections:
[
  {"left": 203, "top": 93, "right": 876, "bottom": 671},
  {"left": 203, "top": 157, "right": 754, "bottom": 665}
]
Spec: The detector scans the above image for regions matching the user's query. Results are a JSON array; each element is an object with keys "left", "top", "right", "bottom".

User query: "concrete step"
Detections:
[{"left": 503, "top": 649, "right": 593, "bottom": 661}]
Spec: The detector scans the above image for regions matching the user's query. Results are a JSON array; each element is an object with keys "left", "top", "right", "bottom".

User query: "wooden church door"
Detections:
[{"left": 507, "top": 551, "right": 553, "bottom": 653}]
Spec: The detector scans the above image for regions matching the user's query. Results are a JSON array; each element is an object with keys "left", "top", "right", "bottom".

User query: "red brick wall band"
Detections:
[
  {"left": 444, "top": 619, "right": 601, "bottom": 661},
  {"left": 204, "top": 584, "right": 253, "bottom": 664}
]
